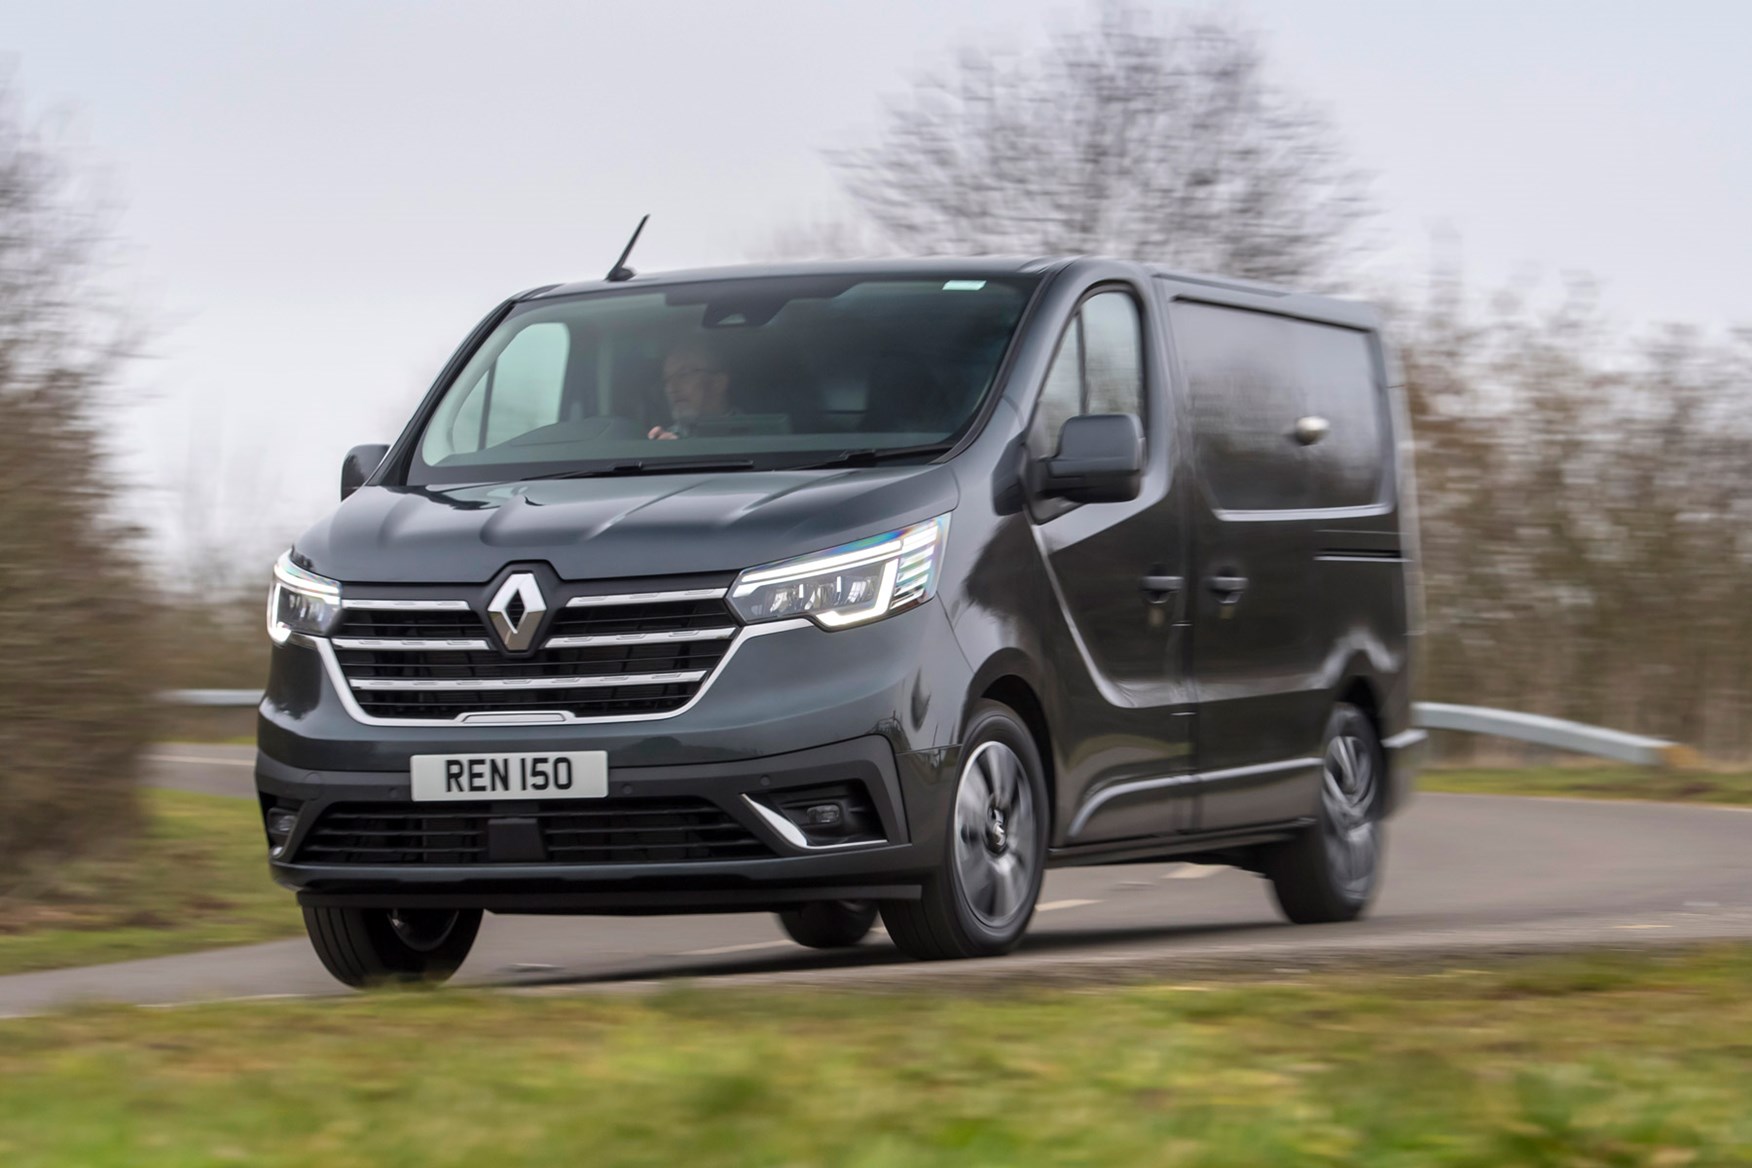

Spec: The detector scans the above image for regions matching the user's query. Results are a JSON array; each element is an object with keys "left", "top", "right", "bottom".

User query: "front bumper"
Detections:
[{"left": 259, "top": 734, "right": 957, "bottom": 913}]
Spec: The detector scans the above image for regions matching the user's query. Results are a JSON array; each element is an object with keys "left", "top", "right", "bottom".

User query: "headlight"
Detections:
[
  {"left": 729, "top": 514, "right": 950, "bottom": 629},
  {"left": 267, "top": 551, "right": 343, "bottom": 644}
]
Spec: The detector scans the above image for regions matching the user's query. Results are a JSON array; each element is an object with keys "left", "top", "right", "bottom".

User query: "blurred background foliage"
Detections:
[
  {"left": 0, "top": 86, "right": 151, "bottom": 890},
  {"left": 2, "top": 3, "right": 1749, "bottom": 895}
]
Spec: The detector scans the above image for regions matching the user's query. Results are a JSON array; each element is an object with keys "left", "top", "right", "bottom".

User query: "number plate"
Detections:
[{"left": 409, "top": 751, "right": 608, "bottom": 802}]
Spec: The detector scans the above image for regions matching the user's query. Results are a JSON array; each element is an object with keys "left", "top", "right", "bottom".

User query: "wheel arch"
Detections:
[
  {"left": 1338, "top": 673, "right": 1382, "bottom": 739},
  {"left": 962, "top": 653, "right": 1058, "bottom": 831}
]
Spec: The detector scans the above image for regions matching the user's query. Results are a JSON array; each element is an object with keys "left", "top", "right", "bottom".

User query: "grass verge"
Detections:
[
  {"left": 1422, "top": 765, "right": 1752, "bottom": 805},
  {"left": 0, "top": 789, "right": 298, "bottom": 976},
  {"left": 1, "top": 946, "right": 1750, "bottom": 1165}
]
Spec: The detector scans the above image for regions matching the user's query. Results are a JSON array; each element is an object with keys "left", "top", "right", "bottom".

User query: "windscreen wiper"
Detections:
[
  {"left": 785, "top": 443, "right": 957, "bottom": 471},
  {"left": 521, "top": 458, "right": 757, "bottom": 481}
]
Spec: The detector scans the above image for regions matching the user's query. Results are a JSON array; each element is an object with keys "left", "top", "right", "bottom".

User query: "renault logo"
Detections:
[{"left": 486, "top": 573, "right": 547, "bottom": 652}]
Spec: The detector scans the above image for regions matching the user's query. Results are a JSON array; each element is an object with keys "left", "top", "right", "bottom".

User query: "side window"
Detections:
[
  {"left": 434, "top": 323, "right": 571, "bottom": 457},
  {"left": 1081, "top": 292, "right": 1143, "bottom": 415},
  {"left": 1173, "top": 303, "right": 1386, "bottom": 511},
  {"left": 1029, "top": 290, "right": 1144, "bottom": 456},
  {"left": 1030, "top": 317, "right": 1082, "bottom": 454}
]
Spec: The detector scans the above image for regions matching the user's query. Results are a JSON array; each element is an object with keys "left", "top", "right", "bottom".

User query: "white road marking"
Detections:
[
  {"left": 1164, "top": 865, "right": 1219, "bottom": 880},
  {"left": 681, "top": 941, "right": 795, "bottom": 957},
  {"left": 147, "top": 753, "right": 255, "bottom": 768},
  {"left": 1036, "top": 899, "right": 1100, "bottom": 912}
]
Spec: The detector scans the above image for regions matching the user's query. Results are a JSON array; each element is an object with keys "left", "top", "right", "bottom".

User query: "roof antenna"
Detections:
[{"left": 605, "top": 214, "right": 649, "bottom": 283}]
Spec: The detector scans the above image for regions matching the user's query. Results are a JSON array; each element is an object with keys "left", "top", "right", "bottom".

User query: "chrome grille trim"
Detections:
[
  {"left": 544, "top": 627, "right": 737, "bottom": 649},
  {"left": 341, "top": 599, "right": 473, "bottom": 611},
  {"left": 332, "top": 637, "right": 492, "bottom": 652},
  {"left": 312, "top": 620, "right": 810, "bottom": 727},
  {"left": 348, "top": 671, "right": 709, "bottom": 692},
  {"left": 565, "top": 588, "right": 728, "bottom": 607}
]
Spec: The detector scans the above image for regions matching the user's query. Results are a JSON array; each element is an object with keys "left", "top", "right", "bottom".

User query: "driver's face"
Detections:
[{"left": 662, "top": 353, "right": 730, "bottom": 424}]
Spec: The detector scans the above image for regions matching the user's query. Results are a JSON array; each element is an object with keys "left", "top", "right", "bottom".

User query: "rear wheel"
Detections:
[
  {"left": 776, "top": 900, "right": 878, "bottom": 949},
  {"left": 882, "top": 701, "right": 1047, "bottom": 960},
  {"left": 302, "top": 906, "right": 482, "bottom": 988},
  {"left": 1263, "top": 703, "right": 1384, "bottom": 924}
]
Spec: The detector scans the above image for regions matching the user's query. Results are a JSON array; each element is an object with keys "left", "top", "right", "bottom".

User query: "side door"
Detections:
[
  {"left": 1029, "top": 285, "right": 1195, "bottom": 844},
  {"left": 1170, "top": 299, "right": 1339, "bottom": 830}
]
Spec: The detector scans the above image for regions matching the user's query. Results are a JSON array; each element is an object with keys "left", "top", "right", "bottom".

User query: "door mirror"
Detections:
[
  {"left": 341, "top": 444, "right": 390, "bottom": 500},
  {"left": 1038, "top": 414, "right": 1143, "bottom": 504}
]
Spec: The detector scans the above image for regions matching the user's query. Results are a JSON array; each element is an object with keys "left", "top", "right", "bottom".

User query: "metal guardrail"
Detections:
[
  {"left": 1411, "top": 702, "right": 1691, "bottom": 769},
  {"left": 159, "top": 690, "right": 1692, "bottom": 768},
  {"left": 161, "top": 689, "right": 265, "bottom": 707}
]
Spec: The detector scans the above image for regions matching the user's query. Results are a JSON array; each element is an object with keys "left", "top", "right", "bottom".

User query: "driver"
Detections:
[{"left": 649, "top": 341, "right": 736, "bottom": 439}]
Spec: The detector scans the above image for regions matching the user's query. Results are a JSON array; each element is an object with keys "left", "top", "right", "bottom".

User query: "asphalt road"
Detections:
[{"left": 1, "top": 745, "right": 1746, "bottom": 1017}]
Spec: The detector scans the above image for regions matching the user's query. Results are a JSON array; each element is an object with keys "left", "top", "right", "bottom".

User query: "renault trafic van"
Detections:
[{"left": 258, "top": 258, "right": 1425, "bottom": 987}]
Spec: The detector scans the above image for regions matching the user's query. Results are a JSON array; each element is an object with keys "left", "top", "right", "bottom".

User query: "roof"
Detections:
[
  {"left": 521, "top": 254, "right": 1376, "bottom": 328},
  {"left": 529, "top": 256, "right": 1071, "bottom": 300}
]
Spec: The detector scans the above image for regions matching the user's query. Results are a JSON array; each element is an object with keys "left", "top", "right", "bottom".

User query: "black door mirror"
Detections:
[
  {"left": 1038, "top": 414, "right": 1143, "bottom": 504},
  {"left": 341, "top": 444, "right": 390, "bottom": 501}
]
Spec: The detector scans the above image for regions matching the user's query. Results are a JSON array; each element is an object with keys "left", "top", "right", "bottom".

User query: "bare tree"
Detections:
[
  {"left": 822, "top": 3, "right": 1371, "bottom": 284},
  {"left": 0, "top": 84, "right": 154, "bottom": 892}
]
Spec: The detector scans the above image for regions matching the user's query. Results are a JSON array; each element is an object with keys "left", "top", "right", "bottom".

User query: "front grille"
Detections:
[
  {"left": 331, "top": 589, "right": 738, "bottom": 721},
  {"left": 296, "top": 798, "right": 773, "bottom": 865}
]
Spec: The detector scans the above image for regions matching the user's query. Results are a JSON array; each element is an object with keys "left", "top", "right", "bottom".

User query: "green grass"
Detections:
[
  {"left": 1422, "top": 765, "right": 1752, "bottom": 805},
  {"left": 0, "top": 789, "right": 300, "bottom": 976},
  {"left": 1, "top": 946, "right": 1749, "bottom": 1166}
]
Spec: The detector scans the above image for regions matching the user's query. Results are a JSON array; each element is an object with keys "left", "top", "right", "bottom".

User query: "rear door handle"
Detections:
[
  {"left": 1140, "top": 575, "right": 1183, "bottom": 605},
  {"left": 1207, "top": 574, "right": 1249, "bottom": 603}
]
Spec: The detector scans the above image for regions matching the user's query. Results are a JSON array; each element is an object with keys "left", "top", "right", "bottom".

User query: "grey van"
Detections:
[{"left": 257, "top": 257, "right": 1425, "bottom": 987}]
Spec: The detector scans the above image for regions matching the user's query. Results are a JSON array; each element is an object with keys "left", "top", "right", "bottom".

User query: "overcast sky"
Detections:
[{"left": 7, "top": 0, "right": 1749, "bottom": 574}]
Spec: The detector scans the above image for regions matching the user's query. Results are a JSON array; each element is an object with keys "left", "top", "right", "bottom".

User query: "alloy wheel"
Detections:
[
  {"left": 952, "top": 741, "right": 1040, "bottom": 929},
  {"left": 1320, "top": 733, "right": 1379, "bottom": 897}
]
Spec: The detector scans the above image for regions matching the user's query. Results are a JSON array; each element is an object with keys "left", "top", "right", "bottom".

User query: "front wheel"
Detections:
[
  {"left": 881, "top": 701, "right": 1048, "bottom": 960},
  {"left": 1263, "top": 703, "right": 1385, "bottom": 924},
  {"left": 302, "top": 906, "right": 483, "bottom": 988}
]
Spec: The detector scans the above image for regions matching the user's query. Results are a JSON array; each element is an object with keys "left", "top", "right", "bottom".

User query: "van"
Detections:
[{"left": 258, "top": 257, "right": 1425, "bottom": 987}]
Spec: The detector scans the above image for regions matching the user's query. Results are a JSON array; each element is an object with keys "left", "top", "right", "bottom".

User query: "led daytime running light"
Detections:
[
  {"left": 268, "top": 551, "right": 343, "bottom": 645},
  {"left": 728, "top": 514, "right": 950, "bottom": 629},
  {"left": 274, "top": 552, "right": 341, "bottom": 601}
]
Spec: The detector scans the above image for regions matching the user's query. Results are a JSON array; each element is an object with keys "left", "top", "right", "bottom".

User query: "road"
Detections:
[{"left": 0, "top": 744, "right": 1746, "bottom": 1017}]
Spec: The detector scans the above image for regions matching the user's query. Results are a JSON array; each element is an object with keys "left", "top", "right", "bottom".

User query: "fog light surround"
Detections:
[{"left": 265, "top": 806, "right": 301, "bottom": 858}]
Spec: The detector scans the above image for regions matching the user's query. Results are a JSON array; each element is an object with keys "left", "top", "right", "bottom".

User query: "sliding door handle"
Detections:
[
  {"left": 1140, "top": 575, "right": 1184, "bottom": 605},
  {"left": 1207, "top": 574, "right": 1249, "bottom": 604}
]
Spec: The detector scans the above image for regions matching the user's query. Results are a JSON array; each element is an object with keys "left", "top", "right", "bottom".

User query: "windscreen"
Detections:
[{"left": 408, "top": 274, "right": 1038, "bottom": 484}]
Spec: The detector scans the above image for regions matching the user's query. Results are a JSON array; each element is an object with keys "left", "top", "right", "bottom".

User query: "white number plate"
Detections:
[{"left": 410, "top": 751, "right": 608, "bottom": 802}]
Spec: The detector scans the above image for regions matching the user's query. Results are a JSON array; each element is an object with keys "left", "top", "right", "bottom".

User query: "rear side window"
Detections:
[
  {"left": 1028, "top": 290, "right": 1145, "bottom": 457},
  {"left": 1171, "top": 302, "right": 1385, "bottom": 511}
]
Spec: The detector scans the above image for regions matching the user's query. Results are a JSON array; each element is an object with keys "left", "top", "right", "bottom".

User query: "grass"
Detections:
[
  {"left": 0, "top": 789, "right": 300, "bottom": 976},
  {"left": 0, "top": 946, "right": 1749, "bottom": 1165},
  {"left": 1422, "top": 764, "right": 1752, "bottom": 805}
]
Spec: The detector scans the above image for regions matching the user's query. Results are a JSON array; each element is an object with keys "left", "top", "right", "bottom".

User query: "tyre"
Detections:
[
  {"left": 777, "top": 900, "right": 879, "bottom": 949},
  {"left": 881, "top": 701, "right": 1048, "bottom": 960},
  {"left": 1263, "top": 703, "right": 1385, "bottom": 925},
  {"left": 302, "top": 906, "right": 483, "bottom": 988}
]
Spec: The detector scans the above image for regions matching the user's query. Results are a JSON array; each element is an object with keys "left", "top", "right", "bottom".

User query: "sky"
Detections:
[{"left": 6, "top": 0, "right": 1749, "bottom": 575}]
